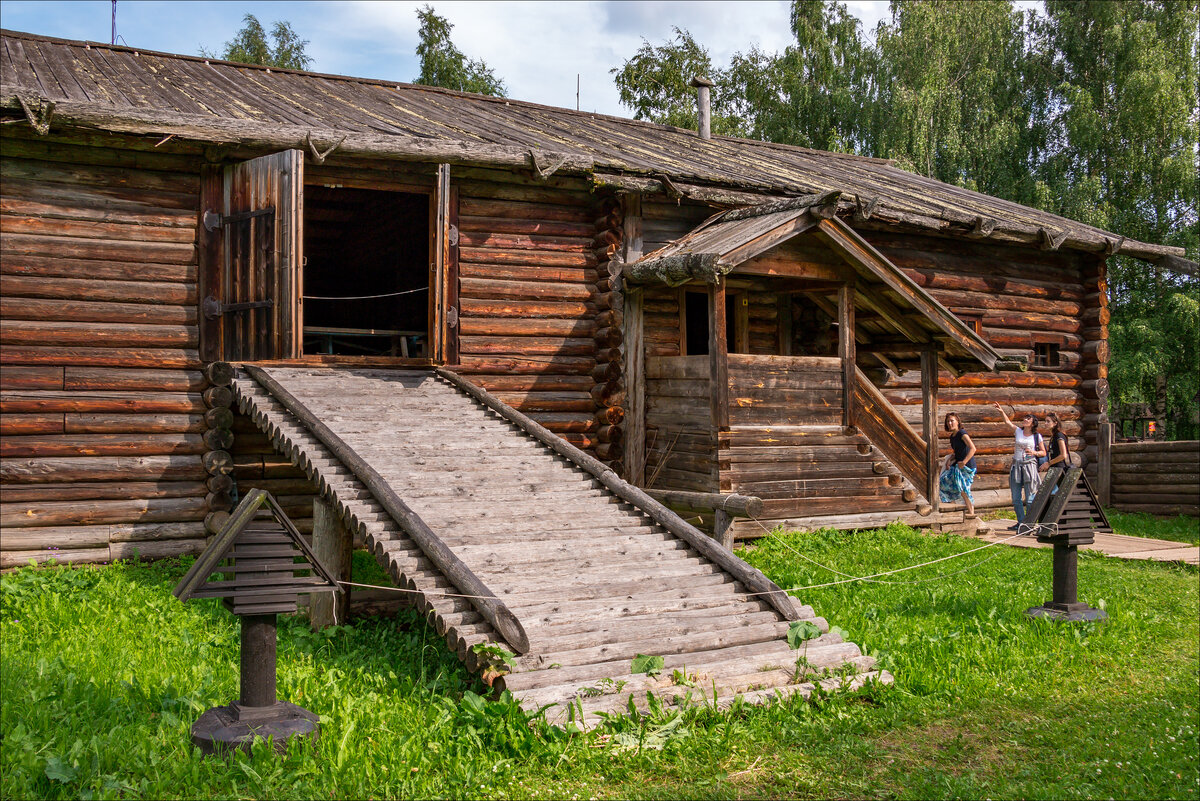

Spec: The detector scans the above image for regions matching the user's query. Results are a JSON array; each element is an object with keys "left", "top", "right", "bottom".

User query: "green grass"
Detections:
[
  {"left": 1104, "top": 510, "right": 1200, "bottom": 545},
  {"left": 2, "top": 523, "right": 1197, "bottom": 800}
]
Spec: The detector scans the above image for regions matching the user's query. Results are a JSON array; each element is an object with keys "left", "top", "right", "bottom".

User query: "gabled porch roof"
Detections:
[{"left": 625, "top": 195, "right": 1001, "bottom": 374}]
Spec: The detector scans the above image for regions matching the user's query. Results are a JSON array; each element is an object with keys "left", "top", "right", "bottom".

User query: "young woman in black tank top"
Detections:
[{"left": 939, "top": 412, "right": 978, "bottom": 516}]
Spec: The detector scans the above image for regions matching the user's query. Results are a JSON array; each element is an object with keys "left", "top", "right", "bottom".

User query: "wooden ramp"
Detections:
[{"left": 232, "top": 366, "right": 891, "bottom": 724}]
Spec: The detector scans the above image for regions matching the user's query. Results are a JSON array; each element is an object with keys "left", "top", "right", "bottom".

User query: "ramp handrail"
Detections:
[
  {"left": 852, "top": 365, "right": 928, "bottom": 499},
  {"left": 242, "top": 364, "right": 530, "bottom": 654},
  {"left": 436, "top": 367, "right": 800, "bottom": 621}
]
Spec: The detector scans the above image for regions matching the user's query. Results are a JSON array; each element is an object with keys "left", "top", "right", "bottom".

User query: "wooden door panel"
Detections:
[{"left": 200, "top": 150, "right": 303, "bottom": 362}]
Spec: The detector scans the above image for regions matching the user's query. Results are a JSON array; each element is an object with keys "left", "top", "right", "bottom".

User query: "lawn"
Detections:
[{"left": 1, "top": 520, "right": 1197, "bottom": 800}]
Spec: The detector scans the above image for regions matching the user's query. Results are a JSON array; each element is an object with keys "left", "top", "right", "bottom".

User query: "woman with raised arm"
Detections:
[
  {"left": 993, "top": 402, "right": 1045, "bottom": 529},
  {"left": 939, "top": 412, "right": 978, "bottom": 517}
]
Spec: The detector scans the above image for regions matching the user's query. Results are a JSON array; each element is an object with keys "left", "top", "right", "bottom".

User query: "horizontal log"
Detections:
[
  {"left": 109, "top": 538, "right": 206, "bottom": 562},
  {"left": 0, "top": 546, "right": 110, "bottom": 569},
  {"left": 0, "top": 296, "right": 195, "bottom": 326},
  {"left": 1111, "top": 440, "right": 1200, "bottom": 455},
  {"left": 0, "top": 496, "right": 208, "bottom": 528},
  {"left": 458, "top": 317, "right": 596, "bottom": 337},
  {"left": 452, "top": 355, "right": 596, "bottom": 375},
  {"left": 0, "top": 345, "right": 201, "bottom": 368},
  {"left": 59, "top": 367, "right": 206, "bottom": 392},
  {"left": 0, "top": 454, "right": 207, "bottom": 484},
  {"left": 0, "top": 432, "right": 206, "bottom": 457},
  {"left": 644, "top": 490, "right": 764, "bottom": 517},
  {"left": 459, "top": 261, "right": 597, "bottom": 285},
  {"left": 458, "top": 336, "right": 596, "bottom": 356},
  {"left": 202, "top": 386, "right": 233, "bottom": 409},
  {"left": 459, "top": 298, "right": 592, "bottom": 318},
  {"left": 0, "top": 253, "right": 194, "bottom": 283},
  {"left": 456, "top": 276, "right": 593, "bottom": 302},
  {"left": 457, "top": 214, "right": 595, "bottom": 238},
  {"left": 0, "top": 232, "right": 196, "bottom": 265},
  {"left": 0, "top": 481, "right": 208, "bottom": 504},
  {"left": 0, "top": 413, "right": 62, "bottom": 434},
  {"left": 0, "top": 391, "right": 204, "bottom": 414},
  {"left": 0, "top": 319, "right": 195, "bottom": 348},
  {"left": 202, "top": 428, "right": 235, "bottom": 451}
]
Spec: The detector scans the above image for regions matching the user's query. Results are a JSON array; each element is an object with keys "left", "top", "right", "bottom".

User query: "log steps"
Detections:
[{"left": 232, "top": 366, "right": 889, "bottom": 723}]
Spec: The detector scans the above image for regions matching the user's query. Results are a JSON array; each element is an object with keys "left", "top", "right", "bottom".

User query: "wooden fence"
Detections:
[{"left": 1097, "top": 428, "right": 1199, "bottom": 517}]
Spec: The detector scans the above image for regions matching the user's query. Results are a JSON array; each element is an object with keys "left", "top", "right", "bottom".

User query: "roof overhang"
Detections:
[{"left": 624, "top": 199, "right": 1001, "bottom": 373}]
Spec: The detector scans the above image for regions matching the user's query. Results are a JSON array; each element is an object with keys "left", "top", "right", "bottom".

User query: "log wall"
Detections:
[
  {"left": 1, "top": 130, "right": 628, "bottom": 562},
  {"left": 644, "top": 356, "right": 716, "bottom": 493},
  {"left": 0, "top": 129, "right": 212, "bottom": 566},
  {"left": 449, "top": 167, "right": 608, "bottom": 453},
  {"left": 862, "top": 230, "right": 1105, "bottom": 506},
  {"left": 1108, "top": 440, "right": 1199, "bottom": 517}
]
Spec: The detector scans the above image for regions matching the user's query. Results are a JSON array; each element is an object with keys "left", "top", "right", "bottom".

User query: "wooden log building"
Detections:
[{"left": 0, "top": 29, "right": 1191, "bottom": 566}]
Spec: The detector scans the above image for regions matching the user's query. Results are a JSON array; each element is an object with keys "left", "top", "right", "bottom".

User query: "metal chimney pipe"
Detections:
[{"left": 690, "top": 76, "right": 712, "bottom": 140}]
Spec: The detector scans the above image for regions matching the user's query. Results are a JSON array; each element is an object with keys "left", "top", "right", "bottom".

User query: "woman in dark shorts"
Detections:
[{"left": 939, "top": 412, "right": 977, "bottom": 517}]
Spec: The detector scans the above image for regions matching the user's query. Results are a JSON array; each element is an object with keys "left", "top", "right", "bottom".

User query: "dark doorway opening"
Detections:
[{"left": 302, "top": 187, "right": 430, "bottom": 357}]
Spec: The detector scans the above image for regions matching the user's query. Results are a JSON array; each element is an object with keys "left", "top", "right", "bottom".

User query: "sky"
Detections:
[{"left": 0, "top": 0, "right": 896, "bottom": 118}]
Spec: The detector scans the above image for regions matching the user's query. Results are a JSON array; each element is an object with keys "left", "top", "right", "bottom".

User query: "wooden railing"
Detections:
[{"left": 851, "top": 365, "right": 928, "bottom": 498}]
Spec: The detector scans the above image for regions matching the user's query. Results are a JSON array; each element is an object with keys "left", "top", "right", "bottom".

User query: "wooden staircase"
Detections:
[{"left": 232, "top": 366, "right": 891, "bottom": 725}]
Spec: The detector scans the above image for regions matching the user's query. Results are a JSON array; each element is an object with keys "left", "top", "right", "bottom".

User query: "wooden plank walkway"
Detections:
[
  {"left": 232, "top": 366, "right": 890, "bottom": 724},
  {"left": 973, "top": 524, "right": 1199, "bottom": 565}
]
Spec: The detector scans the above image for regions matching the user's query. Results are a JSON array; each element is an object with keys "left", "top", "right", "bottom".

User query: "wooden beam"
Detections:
[
  {"left": 920, "top": 347, "right": 939, "bottom": 511},
  {"left": 309, "top": 497, "right": 351, "bottom": 629},
  {"left": 816, "top": 217, "right": 998, "bottom": 369},
  {"left": 622, "top": 195, "right": 646, "bottom": 485},
  {"left": 839, "top": 283, "right": 856, "bottom": 429},
  {"left": 709, "top": 281, "right": 730, "bottom": 431},
  {"left": 853, "top": 285, "right": 930, "bottom": 345},
  {"left": 716, "top": 210, "right": 823, "bottom": 268}
]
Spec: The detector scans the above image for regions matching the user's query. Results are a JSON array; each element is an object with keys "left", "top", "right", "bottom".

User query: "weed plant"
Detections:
[{"left": 1, "top": 522, "right": 1196, "bottom": 800}]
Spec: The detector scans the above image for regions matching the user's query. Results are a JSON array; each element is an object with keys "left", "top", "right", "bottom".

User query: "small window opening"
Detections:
[
  {"left": 1033, "top": 342, "right": 1061, "bottom": 367},
  {"left": 302, "top": 187, "right": 430, "bottom": 358},
  {"left": 684, "top": 291, "right": 709, "bottom": 355},
  {"left": 788, "top": 294, "right": 837, "bottom": 356}
]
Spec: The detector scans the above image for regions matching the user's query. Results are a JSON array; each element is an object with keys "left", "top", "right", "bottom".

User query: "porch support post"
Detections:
[
  {"left": 709, "top": 280, "right": 730, "bottom": 431},
  {"left": 920, "top": 346, "right": 939, "bottom": 510},
  {"left": 839, "top": 282, "right": 856, "bottom": 429},
  {"left": 621, "top": 195, "right": 646, "bottom": 485}
]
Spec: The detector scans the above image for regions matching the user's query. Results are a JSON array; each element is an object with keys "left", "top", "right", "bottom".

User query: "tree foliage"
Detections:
[
  {"left": 414, "top": 5, "right": 506, "bottom": 96},
  {"left": 201, "top": 14, "right": 312, "bottom": 70},
  {"left": 612, "top": 0, "right": 1199, "bottom": 437}
]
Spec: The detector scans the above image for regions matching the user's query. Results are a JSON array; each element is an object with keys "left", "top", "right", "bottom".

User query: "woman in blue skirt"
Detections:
[{"left": 939, "top": 412, "right": 977, "bottom": 517}]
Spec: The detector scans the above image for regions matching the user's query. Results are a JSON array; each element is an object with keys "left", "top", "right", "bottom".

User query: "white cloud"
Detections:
[{"left": 4, "top": 0, "right": 997, "bottom": 119}]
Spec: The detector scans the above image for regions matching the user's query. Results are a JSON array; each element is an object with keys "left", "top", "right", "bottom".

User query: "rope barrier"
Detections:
[
  {"left": 303, "top": 287, "right": 429, "bottom": 300},
  {"left": 334, "top": 523, "right": 1032, "bottom": 603},
  {"left": 745, "top": 513, "right": 1031, "bottom": 588}
]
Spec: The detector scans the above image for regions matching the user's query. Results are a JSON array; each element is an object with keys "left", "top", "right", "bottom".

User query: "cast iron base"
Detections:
[
  {"left": 1025, "top": 603, "right": 1108, "bottom": 623},
  {"left": 191, "top": 701, "right": 319, "bottom": 756}
]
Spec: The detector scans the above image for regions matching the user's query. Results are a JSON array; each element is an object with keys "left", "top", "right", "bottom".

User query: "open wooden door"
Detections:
[{"left": 199, "top": 150, "right": 303, "bottom": 362}]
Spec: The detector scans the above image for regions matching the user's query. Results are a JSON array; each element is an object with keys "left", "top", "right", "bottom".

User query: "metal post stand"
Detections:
[{"left": 1025, "top": 543, "right": 1107, "bottom": 622}]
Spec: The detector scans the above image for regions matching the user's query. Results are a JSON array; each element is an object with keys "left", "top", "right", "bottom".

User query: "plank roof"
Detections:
[{"left": 0, "top": 28, "right": 1188, "bottom": 266}]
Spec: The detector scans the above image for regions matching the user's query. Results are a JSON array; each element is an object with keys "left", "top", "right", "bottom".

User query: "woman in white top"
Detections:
[{"left": 993, "top": 402, "right": 1046, "bottom": 528}]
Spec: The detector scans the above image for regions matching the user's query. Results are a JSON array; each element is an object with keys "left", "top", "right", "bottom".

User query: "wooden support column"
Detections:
[
  {"left": 709, "top": 280, "right": 730, "bottom": 431},
  {"left": 920, "top": 346, "right": 939, "bottom": 511},
  {"left": 1096, "top": 420, "right": 1113, "bottom": 507},
  {"left": 839, "top": 283, "right": 856, "bottom": 429},
  {"left": 309, "top": 498, "right": 351, "bottom": 629},
  {"left": 621, "top": 195, "right": 646, "bottom": 485}
]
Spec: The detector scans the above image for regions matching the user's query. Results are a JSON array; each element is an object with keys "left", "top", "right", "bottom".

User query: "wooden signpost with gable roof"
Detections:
[
  {"left": 174, "top": 489, "right": 342, "bottom": 755},
  {"left": 1021, "top": 467, "right": 1110, "bottom": 622}
]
